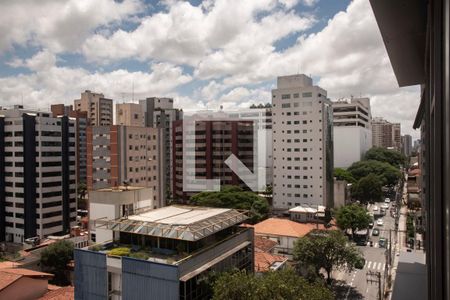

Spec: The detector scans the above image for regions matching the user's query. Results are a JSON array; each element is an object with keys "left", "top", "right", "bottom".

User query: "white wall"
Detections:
[{"left": 333, "top": 126, "right": 372, "bottom": 168}]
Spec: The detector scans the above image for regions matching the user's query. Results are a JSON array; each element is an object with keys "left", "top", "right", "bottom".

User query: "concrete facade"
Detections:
[
  {"left": 87, "top": 125, "right": 164, "bottom": 207},
  {"left": 88, "top": 187, "right": 153, "bottom": 243},
  {"left": 272, "top": 74, "right": 334, "bottom": 210},
  {"left": 116, "top": 103, "right": 144, "bottom": 127},
  {"left": 0, "top": 107, "right": 77, "bottom": 243},
  {"left": 332, "top": 98, "right": 372, "bottom": 168},
  {"left": 140, "top": 97, "right": 182, "bottom": 200},
  {"left": 401, "top": 134, "right": 413, "bottom": 157},
  {"left": 74, "top": 90, "right": 113, "bottom": 126}
]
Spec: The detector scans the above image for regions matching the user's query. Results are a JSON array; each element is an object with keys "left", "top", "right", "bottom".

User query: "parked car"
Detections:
[
  {"left": 377, "top": 219, "right": 384, "bottom": 226},
  {"left": 369, "top": 221, "right": 374, "bottom": 229},
  {"left": 382, "top": 203, "right": 389, "bottom": 209},
  {"left": 373, "top": 206, "right": 379, "bottom": 211},
  {"left": 372, "top": 228, "right": 380, "bottom": 236},
  {"left": 379, "top": 238, "right": 387, "bottom": 248},
  {"left": 385, "top": 198, "right": 391, "bottom": 203}
]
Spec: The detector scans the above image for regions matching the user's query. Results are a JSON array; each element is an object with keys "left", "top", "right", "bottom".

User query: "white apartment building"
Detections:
[
  {"left": 372, "top": 117, "right": 402, "bottom": 150},
  {"left": 272, "top": 74, "right": 334, "bottom": 210},
  {"left": 332, "top": 97, "right": 372, "bottom": 168},
  {"left": 0, "top": 106, "right": 77, "bottom": 243}
]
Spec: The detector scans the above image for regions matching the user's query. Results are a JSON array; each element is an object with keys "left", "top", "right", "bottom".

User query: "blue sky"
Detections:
[{"left": 0, "top": 0, "right": 420, "bottom": 138}]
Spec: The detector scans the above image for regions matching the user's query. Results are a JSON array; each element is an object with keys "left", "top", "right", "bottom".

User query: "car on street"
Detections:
[
  {"left": 372, "top": 228, "right": 380, "bottom": 236},
  {"left": 379, "top": 238, "right": 387, "bottom": 248},
  {"left": 373, "top": 206, "right": 379, "bottom": 211},
  {"left": 376, "top": 219, "right": 384, "bottom": 226},
  {"left": 369, "top": 221, "right": 374, "bottom": 229},
  {"left": 385, "top": 198, "right": 391, "bottom": 203},
  {"left": 382, "top": 203, "right": 389, "bottom": 209}
]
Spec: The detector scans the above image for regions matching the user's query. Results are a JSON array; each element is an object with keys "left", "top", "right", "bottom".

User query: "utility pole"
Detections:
[{"left": 378, "top": 272, "right": 382, "bottom": 300}]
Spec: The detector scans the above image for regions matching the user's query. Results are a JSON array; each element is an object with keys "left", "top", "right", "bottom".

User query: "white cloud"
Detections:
[
  {"left": 81, "top": 0, "right": 315, "bottom": 66},
  {"left": 7, "top": 49, "right": 56, "bottom": 71},
  {"left": 0, "top": 0, "right": 142, "bottom": 53},
  {"left": 0, "top": 61, "right": 192, "bottom": 110}
]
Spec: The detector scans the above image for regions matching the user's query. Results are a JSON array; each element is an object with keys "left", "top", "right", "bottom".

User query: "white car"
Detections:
[
  {"left": 382, "top": 203, "right": 389, "bottom": 209},
  {"left": 377, "top": 219, "right": 384, "bottom": 226},
  {"left": 385, "top": 198, "right": 391, "bottom": 203},
  {"left": 373, "top": 206, "right": 379, "bottom": 211}
]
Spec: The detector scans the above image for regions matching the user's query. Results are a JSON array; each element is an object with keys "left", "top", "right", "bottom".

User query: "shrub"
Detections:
[{"left": 108, "top": 247, "right": 131, "bottom": 257}]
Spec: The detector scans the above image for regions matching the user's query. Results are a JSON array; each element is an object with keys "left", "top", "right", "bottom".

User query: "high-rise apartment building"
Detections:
[
  {"left": 401, "top": 134, "right": 413, "bottom": 157},
  {"left": 86, "top": 125, "right": 164, "bottom": 207},
  {"left": 0, "top": 106, "right": 77, "bottom": 243},
  {"left": 140, "top": 97, "right": 182, "bottom": 200},
  {"left": 332, "top": 97, "right": 372, "bottom": 168},
  {"left": 116, "top": 103, "right": 144, "bottom": 127},
  {"left": 371, "top": 117, "right": 401, "bottom": 150},
  {"left": 173, "top": 116, "right": 254, "bottom": 202},
  {"left": 272, "top": 74, "right": 334, "bottom": 210},
  {"left": 74, "top": 90, "right": 113, "bottom": 126},
  {"left": 51, "top": 104, "right": 88, "bottom": 183}
]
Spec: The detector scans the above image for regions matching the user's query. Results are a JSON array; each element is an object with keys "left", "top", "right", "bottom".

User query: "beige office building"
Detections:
[
  {"left": 74, "top": 90, "right": 113, "bottom": 126},
  {"left": 372, "top": 117, "right": 401, "bottom": 150}
]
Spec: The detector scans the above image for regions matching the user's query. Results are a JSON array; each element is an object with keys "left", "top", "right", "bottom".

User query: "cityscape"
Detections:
[{"left": 0, "top": 1, "right": 447, "bottom": 300}]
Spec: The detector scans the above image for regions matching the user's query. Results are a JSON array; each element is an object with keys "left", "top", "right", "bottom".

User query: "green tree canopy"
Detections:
[
  {"left": 40, "top": 240, "right": 74, "bottom": 285},
  {"left": 364, "top": 147, "right": 406, "bottom": 167},
  {"left": 335, "top": 204, "right": 371, "bottom": 238},
  {"left": 347, "top": 159, "right": 401, "bottom": 186},
  {"left": 333, "top": 168, "right": 356, "bottom": 183},
  {"left": 212, "top": 269, "right": 333, "bottom": 300},
  {"left": 190, "top": 186, "right": 269, "bottom": 223},
  {"left": 351, "top": 174, "right": 384, "bottom": 203},
  {"left": 293, "top": 230, "right": 364, "bottom": 284}
]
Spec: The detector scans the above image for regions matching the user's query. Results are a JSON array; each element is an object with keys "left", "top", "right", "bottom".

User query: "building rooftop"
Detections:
[
  {"left": 39, "top": 286, "right": 74, "bottom": 300},
  {"left": 248, "top": 218, "right": 334, "bottom": 238},
  {"left": 254, "top": 236, "right": 278, "bottom": 253},
  {"left": 255, "top": 252, "right": 288, "bottom": 273},
  {"left": 96, "top": 186, "right": 145, "bottom": 192},
  {"left": 0, "top": 268, "right": 53, "bottom": 291},
  {"left": 288, "top": 205, "right": 326, "bottom": 214},
  {"left": 97, "top": 205, "right": 249, "bottom": 241}
]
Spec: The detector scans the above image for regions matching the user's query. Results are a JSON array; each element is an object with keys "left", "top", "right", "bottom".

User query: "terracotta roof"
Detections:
[
  {"left": 0, "top": 268, "right": 53, "bottom": 279},
  {"left": 39, "top": 286, "right": 74, "bottom": 300},
  {"left": 408, "top": 169, "right": 421, "bottom": 176},
  {"left": 255, "top": 252, "right": 287, "bottom": 272},
  {"left": 0, "top": 261, "right": 23, "bottom": 269},
  {"left": 254, "top": 236, "right": 277, "bottom": 253},
  {"left": 0, "top": 271, "right": 22, "bottom": 291},
  {"left": 250, "top": 218, "right": 334, "bottom": 238}
]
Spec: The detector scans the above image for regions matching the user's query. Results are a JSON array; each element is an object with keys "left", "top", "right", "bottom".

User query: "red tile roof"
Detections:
[
  {"left": 0, "top": 271, "right": 22, "bottom": 291},
  {"left": 0, "top": 268, "right": 53, "bottom": 279},
  {"left": 254, "top": 236, "right": 277, "bottom": 253},
  {"left": 39, "top": 286, "right": 74, "bottom": 300},
  {"left": 249, "top": 218, "right": 335, "bottom": 238},
  {"left": 255, "top": 252, "right": 287, "bottom": 273}
]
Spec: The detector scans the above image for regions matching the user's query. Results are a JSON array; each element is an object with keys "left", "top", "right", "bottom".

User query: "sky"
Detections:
[{"left": 0, "top": 0, "right": 420, "bottom": 139}]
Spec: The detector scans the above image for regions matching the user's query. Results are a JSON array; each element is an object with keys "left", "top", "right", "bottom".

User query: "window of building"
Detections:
[{"left": 281, "top": 94, "right": 291, "bottom": 99}]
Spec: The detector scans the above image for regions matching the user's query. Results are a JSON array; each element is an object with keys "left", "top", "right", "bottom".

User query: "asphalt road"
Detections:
[{"left": 334, "top": 201, "right": 397, "bottom": 300}]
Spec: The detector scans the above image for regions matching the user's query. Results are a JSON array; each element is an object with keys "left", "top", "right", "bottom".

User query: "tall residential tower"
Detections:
[{"left": 272, "top": 74, "right": 333, "bottom": 210}]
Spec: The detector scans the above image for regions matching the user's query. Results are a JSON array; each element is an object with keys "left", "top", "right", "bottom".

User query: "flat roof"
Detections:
[
  {"left": 98, "top": 205, "right": 249, "bottom": 241},
  {"left": 96, "top": 186, "right": 145, "bottom": 192},
  {"left": 289, "top": 205, "right": 326, "bottom": 214}
]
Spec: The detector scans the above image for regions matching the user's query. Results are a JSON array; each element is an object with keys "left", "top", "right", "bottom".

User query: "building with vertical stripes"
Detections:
[{"left": 0, "top": 106, "right": 77, "bottom": 243}]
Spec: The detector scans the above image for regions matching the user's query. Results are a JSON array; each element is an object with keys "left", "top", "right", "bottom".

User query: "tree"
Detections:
[
  {"left": 364, "top": 147, "right": 406, "bottom": 167},
  {"left": 335, "top": 204, "right": 371, "bottom": 238},
  {"left": 77, "top": 182, "right": 87, "bottom": 210},
  {"left": 333, "top": 168, "right": 356, "bottom": 183},
  {"left": 212, "top": 269, "right": 333, "bottom": 300},
  {"left": 347, "top": 160, "right": 401, "bottom": 186},
  {"left": 190, "top": 186, "right": 269, "bottom": 223},
  {"left": 293, "top": 230, "right": 364, "bottom": 284},
  {"left": 40, "top": 240, "right": 74, "bottom": 285},
  {"left": 351, "top": 174, "right": 383, "bottom": 203}
]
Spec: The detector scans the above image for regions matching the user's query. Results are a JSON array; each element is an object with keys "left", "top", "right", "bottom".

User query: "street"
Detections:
[{"left": 335, "top": 200, "right": 397, "bottom": 300}]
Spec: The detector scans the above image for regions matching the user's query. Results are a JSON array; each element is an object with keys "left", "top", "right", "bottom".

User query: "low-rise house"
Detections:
[
  {"left": 0, "top": 268, "right": 54, "bottom": 300},
  {"left": 254, "top": 236, "right": 287, "bottom": 274},
  {"left": 288, "top": 205, "right": 326, "bottom": 223},
  {"left": 247, "top": 218, "right": 335, "bottom": 255}
]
